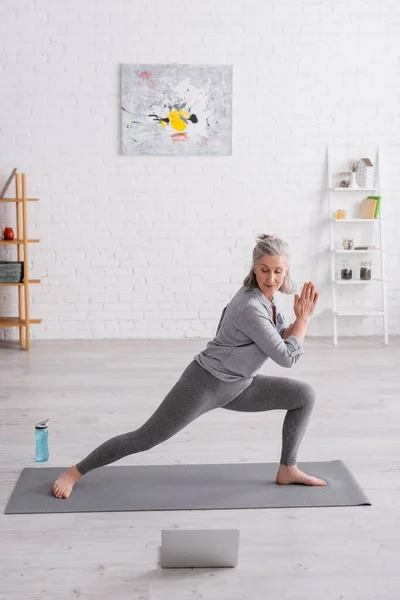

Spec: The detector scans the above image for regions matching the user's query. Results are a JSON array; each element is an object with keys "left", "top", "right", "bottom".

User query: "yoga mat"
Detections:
[{"left": 4, "top": 460, "right": 370, "bottom": 515}]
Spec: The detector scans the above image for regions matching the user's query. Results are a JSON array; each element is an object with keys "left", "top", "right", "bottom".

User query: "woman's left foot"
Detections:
[
  {"left": 276, "top": 464, "right": 326, "bottom": 486},
  {"left": 52, "top": 465, "right": 82, "bottom": 498}
]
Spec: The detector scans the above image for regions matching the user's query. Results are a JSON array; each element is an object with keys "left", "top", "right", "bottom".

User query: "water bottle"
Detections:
[{"left": 35, "top": 418, "right": 50, "bottom": 462}]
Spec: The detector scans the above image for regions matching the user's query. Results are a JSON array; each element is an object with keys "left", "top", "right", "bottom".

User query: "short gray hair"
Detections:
[{"left": 243, "top": 234, "right": 295, "bottom": 294}]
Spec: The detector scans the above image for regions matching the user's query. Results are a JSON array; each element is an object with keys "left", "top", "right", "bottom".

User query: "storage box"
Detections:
[{"left": 0, "top": 261, "right": 24, "bottom": 283}]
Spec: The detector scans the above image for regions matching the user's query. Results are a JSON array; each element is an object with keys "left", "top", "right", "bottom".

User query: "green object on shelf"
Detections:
[{"left": 367, "top": 195, "right": 381, "bottom": 219}]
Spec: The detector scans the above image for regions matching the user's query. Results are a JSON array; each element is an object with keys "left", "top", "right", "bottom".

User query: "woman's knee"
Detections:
[{"left": 298, "top": 382, "right": 316, "bottom": 408}]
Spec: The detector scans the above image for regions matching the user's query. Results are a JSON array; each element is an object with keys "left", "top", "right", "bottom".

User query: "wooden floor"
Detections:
[{"left": 1, "top": 337, "right": 399, "bottom": 600}]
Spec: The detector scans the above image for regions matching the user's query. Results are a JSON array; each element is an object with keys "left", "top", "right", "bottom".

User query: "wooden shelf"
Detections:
[
  {"left": 0, "top": 239, "right": 40, "bottom": 244},
  {"left": 0, "top": 317, "right": 42, "bottom": 327},
  {"left": 0, "top": 172, "right": 41, "bottom": 349},
  {"left": 0, "top": 280, "right": 40, "bottom": 287},
  {"left": 0, "top": 198, "right": 39, "bottom": 203}
]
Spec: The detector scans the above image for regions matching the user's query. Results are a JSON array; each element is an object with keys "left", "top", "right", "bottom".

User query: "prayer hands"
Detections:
[{"left": 294, "top": 282, "right": 319, "bottom": 320}]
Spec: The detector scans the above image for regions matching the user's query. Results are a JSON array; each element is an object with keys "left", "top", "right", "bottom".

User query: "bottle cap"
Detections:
[{"left": 35, "top": 418, "right": 50, "bottom": 429}]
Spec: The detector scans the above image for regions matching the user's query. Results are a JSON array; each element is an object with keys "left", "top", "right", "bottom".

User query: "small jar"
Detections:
[
  {"left": 360, "top": 260, "right": 372, "bottom": 281},
  {"left": 341, "top": 260, "right": 352, "bottom": 280},
  {"left": 342, "top": 238, "right": 355, "bottom": 250}
]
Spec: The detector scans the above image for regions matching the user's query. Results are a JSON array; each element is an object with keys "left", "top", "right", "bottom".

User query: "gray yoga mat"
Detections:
[{"left": 4, "top": 460, "right": 370, "bottom": 515}]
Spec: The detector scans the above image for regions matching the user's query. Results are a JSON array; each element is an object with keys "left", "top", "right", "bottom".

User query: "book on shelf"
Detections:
[
  {"left": 367, "top": 195, "right": 381, "bottom": 219},
  {"left": 359, "top": 197, "right": 378, "bottom": 219}
]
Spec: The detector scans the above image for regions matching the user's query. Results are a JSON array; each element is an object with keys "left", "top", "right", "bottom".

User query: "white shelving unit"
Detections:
[{"left": 327, "top": 146, "right": 388, "bottom": 346}]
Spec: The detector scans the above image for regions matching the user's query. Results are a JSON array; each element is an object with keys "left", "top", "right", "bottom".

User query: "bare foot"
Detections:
[
  {"left": 276, "top": 464, "right": 326, "bottom": 486},
  {"left": 52, "top": 465, "right": 82, "bottom": 498}
]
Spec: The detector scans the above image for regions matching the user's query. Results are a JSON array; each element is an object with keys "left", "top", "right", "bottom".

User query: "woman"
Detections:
[{"left": 53, "top": 234, "right": 325, "bottom": 499}]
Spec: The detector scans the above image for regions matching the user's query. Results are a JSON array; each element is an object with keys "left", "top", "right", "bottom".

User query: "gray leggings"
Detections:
[{"left": 76, "top": 360, "right": 316, "bottom": 475}]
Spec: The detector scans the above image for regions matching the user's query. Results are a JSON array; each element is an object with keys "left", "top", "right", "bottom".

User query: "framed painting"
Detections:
[{"left": 121, "top": 64, "right": 232, "bottom": 156}]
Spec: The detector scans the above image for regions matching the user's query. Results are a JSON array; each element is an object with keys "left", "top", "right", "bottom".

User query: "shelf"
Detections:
[
  {"left": 0, "top": 172, "right": 41, "bottom": 350},
  {"left": 0, "top": 198, "right": 39, "bottom": 203},
  {"left": 0, "top": 317, "right": 42, "bottom": 327},
  {"left": 327, "top": 146, "right": 387, "bottom": 345},
  {"left": 330, "top": 187, "right": 379, "bottom": 192},
  {"left": 334, "top": 310, "right": 384, "bottom": 317},
  {"left": 334, "top": 279, "right": 384, "bottom": 284},
  {"left": 333, "top": 249, "right": 382, "bottom": 254},
  {"left": 0, "top": 239, "right": 40, "bottom": 244},
  {"left": 0, "top": 280, "right": 40, "bottom": 287},
  {"left": 332, "top": 218, "right": 380, "bottom": 222}
]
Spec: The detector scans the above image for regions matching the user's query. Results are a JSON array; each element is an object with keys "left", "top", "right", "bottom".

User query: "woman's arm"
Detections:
[
  {"left": 282, "top": 323, "right": 294, "bottom": 340},
  {"left": 282, "top": 319, "right": 310, "bottom": 344},
  {"left": 238, "top": 306, "right": 303, "bottom": 368},
  {"left": 287, "top": 317, "right": 309, "bottom": 345},
  {"left": 236, "top": 283, "right": 319, "bottom": 368}
]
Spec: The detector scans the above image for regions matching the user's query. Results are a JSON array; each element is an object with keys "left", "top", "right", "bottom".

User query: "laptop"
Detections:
[{"left": 161, "top": 529, "right": 240, "bottom": 568}]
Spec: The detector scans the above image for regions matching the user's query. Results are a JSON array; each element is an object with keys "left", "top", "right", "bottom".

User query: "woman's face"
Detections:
[{"left": 253, "top": 254, "right": 287, "bottom": 300}]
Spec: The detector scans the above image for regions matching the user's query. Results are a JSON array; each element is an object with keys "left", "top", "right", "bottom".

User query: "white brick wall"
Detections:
[{"left": 0, "top": 0, "right": 399, "bottom": 341}]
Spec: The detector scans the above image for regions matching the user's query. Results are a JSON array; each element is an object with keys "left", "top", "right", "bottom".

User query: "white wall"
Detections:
[{"left": 1, "top": 0, "right": 399, "bottom": 341}]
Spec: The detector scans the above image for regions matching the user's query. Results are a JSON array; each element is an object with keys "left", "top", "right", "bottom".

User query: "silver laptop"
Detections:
[{"left": 161, "top": 529, "right": 239, "bottom": 568}]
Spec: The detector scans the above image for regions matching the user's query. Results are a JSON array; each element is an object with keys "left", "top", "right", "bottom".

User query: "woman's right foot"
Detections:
[
  {"left": 52, "top": 465, "right": 82, "bottom": 499},
  {"left": 276, "top": 464, "right": 326, "bottom": 486}
]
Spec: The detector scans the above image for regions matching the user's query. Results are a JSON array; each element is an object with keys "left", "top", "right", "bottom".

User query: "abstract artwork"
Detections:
[{"left": 121, "top": 64, "right": 232, "bottom": 156}]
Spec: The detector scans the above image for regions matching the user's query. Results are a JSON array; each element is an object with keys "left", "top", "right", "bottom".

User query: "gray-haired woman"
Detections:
[{"left": 53, "top": 234, "right": 325, "bottom": 499}]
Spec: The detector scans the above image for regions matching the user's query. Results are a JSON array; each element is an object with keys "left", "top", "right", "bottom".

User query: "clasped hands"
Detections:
[{"left": 294, "top": 282, "right": 319, "bottom": 320}]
